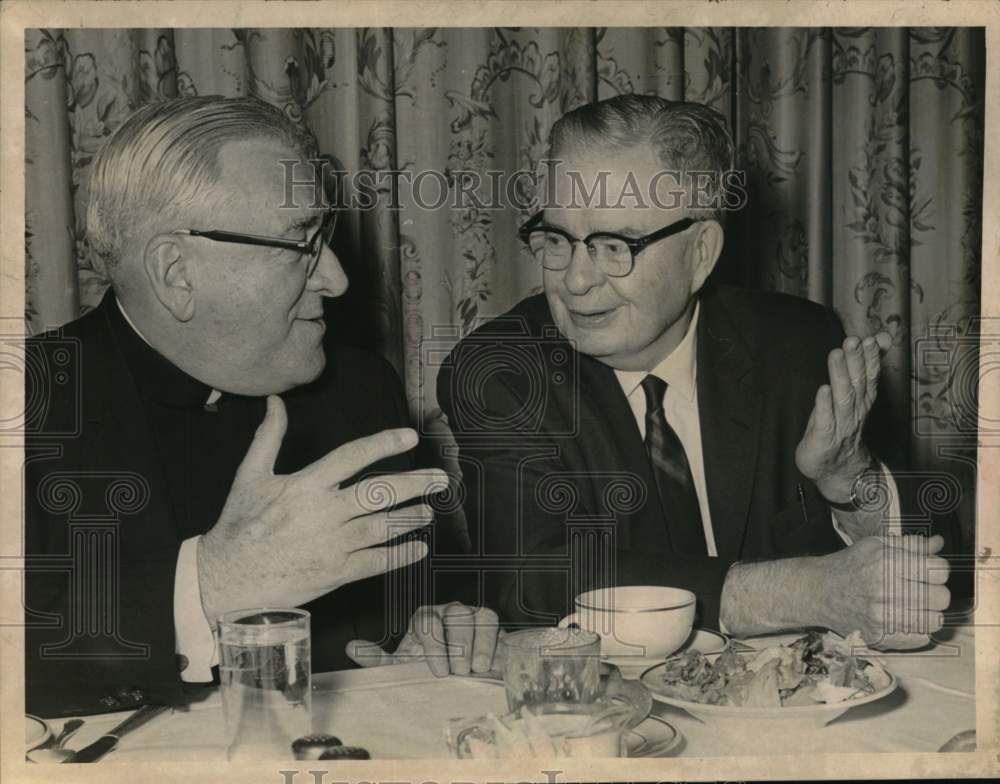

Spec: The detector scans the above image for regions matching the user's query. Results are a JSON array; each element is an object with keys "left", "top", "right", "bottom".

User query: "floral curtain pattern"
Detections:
[{"left": 24, "top": 27, "right": 984, "bottom": 546}]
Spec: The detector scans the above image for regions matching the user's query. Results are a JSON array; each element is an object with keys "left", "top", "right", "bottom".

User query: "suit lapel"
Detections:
[{"left": 697, "top": 290, "right": 762, "bottom": 562}]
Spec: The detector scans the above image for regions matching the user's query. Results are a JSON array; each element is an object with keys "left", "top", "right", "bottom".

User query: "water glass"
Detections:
[
  {"left": 499, "top": 627, "right": 601, "bottom": 712},
  {"left": 218, "top": 608, "right": 311, "bottom": 760}
]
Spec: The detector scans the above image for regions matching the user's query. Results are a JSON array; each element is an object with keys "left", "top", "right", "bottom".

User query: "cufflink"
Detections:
[{"left": 176, "top": 654, "right": 190, "bottom": 672}]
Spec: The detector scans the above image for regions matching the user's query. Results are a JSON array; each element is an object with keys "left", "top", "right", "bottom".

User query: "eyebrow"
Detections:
[
  {"left": 281, "top": 213, "right": 322, "bottom": 237},
  {"left": 540, "top": 218, "right": 647, "bottom": 238}
]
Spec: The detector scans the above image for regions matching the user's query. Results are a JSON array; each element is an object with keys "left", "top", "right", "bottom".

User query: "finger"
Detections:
[
  {"left": 927, "top": 584, "right": 951, "bottom": 612},
  {"left": 443, "top": 603, "right": 477, "bottom": 675},
  {"left": 342, "top": 539, "right": 429, "bottom": 583},
  {"left": 410, "top": 606, "right": 451, "bottom": 677},
  {"left": 812, "top": 384, "right": 835, "bottom": 436},
  {"left": 874, "top": 331, "right": 892, "bottom": 352},
  {"left": 236, "top": 396, "right": 287, "bottom": 480},
  {"left": 470, "top": 607, "right": 500, "bottom": 673},
  {"left": 893, "top": 534, "right": 944, "bottom": 554},
  {"left": 338, "top": 505, "right": 433, "bottom": 551},
  {"left": 349, "top": 469, "right": 450, "bottom": 516},
  {"left": 842, "top": 336, "right": 866, "bottom": 401},
  {"left": 827, "top": 348, "right": 855, "bottom": 422},
  {"left": 303, "top": 427, "right": 419, "bottom": 487},
  {"left": 345, "top": 638, "right": 396, "bottom": 668},
  {"left": 862, "top": 336, "right": 881, "bottom": 405},
  {"left": 924, "top": 554, "right": 951, "bottom": 585}
]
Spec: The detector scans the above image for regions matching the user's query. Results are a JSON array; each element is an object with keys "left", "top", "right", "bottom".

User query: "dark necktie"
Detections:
[{"left": 641, "top": 375, "right": 707, "bottom": 556}]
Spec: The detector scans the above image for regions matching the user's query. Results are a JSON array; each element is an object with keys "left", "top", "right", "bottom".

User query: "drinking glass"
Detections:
[
  {"left": 499, "top": 627, "right": 601, "bottom": 712},
  {"left": 218, "top": 608, "right": 311, "bottom": 760}
]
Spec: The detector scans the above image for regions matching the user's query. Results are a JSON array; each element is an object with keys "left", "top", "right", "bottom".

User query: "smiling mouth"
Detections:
[{"left": 568, "top": 307, "right": 619, "bottom": 326}]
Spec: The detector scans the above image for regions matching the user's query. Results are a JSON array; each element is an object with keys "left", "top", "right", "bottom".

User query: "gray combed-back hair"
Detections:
[
  {"left": 549, "top": 94, "right": 737, "bottom": 222},
  {"left": 86, "top": 96, "right": 318, "bottom": 272}
]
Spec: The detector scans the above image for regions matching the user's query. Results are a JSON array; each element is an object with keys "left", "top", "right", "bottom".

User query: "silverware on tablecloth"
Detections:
[
  {"left": 62, "top": 704, "right": 170, "bottom": 763},
  {"left": 26, "top": 718, "right": 86, "bottom": 763}
]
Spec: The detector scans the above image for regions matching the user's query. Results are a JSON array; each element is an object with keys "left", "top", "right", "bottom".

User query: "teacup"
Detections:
[{"left": 559, "top": 586, "right": 696, "bottom": 660}]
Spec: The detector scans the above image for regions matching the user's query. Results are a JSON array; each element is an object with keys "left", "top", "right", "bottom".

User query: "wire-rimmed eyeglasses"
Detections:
[{"left": 171, "top": 208, "right": 338, "bottom": 278}]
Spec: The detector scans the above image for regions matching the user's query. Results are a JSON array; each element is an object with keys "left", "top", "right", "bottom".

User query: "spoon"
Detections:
[{"left": 27, "top": 718, "right": 84, "bottom": 763}]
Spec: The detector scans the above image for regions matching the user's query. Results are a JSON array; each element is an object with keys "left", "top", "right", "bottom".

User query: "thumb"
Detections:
[
  {"left": 345, "top": 639, "right": 395, "bottom": 668},
  {"left": 237, "top": 395, "right": 288, "bottom": 480}
]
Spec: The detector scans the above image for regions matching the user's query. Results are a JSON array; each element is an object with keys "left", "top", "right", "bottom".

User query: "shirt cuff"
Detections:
[
  {"left": 831, "top": 461, "right": 902, "bottom": 545},
  {"left": 173, "top": 536, "right": 217, "bottom": 682}
]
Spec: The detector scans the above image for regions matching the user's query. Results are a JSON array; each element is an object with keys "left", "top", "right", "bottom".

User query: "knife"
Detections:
[{"left": 63, "top": 704, "right": 171, "bottom": 763}]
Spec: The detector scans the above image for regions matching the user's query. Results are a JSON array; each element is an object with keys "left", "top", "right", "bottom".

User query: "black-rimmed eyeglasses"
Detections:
[
  {"left": 171, "top": 209, "right": 338, "bottom": 278},
  {"left": 517, "top": 213, "right": 696, "bottom": 278}
]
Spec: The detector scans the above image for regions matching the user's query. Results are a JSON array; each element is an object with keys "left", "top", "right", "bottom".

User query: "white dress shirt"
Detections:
[
  {"left": 613, "top": 302, "right": 901, "bottom": 558},
  {"left": 116, "top": 300, "right": 217, "bottom": 682}
]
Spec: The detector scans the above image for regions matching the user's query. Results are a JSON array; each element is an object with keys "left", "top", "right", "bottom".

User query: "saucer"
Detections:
[
  {"left": 601, "top": 627, "right": 729, "bottom": 670},
  {"left": 625, "top": 715, "right": 682, "bottom": 757}
]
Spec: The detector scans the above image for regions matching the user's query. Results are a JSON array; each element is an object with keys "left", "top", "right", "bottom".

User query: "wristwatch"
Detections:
[{"left": 824, "top": 457, "right": 886, "bottom": 513}]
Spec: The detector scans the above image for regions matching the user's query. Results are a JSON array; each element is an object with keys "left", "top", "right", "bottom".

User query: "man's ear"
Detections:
[
  {"left": 143, "top": 236, "right": 195, "bottom": 322},
  {"left": 690, "top": 219, "right": 724, "bottom": 293}
]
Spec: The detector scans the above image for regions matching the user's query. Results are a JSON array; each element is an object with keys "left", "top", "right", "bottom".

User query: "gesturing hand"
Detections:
[
  {"left": 795, "top": 332, "right": 891, "bottom": 502},
  {"left": 197, "top": 395, "right": 447, "bottom": 622},
  {"left": 346, "top": 602, "right": 503, "bottom": 677},
  {"left": 816, "top": 534, "right": 951, "bottom": 650}
]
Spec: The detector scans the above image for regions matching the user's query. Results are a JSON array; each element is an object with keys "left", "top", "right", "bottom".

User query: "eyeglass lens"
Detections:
[{"left": 526, "top": 230, "right": 633, "bottom": 276}]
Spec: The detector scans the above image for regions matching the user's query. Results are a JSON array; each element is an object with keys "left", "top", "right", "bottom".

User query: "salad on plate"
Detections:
[{"left": 657, "top": 630, "right": 892, "bottom": 708}]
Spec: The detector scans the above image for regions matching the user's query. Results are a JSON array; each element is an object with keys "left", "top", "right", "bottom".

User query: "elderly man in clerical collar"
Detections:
[{"left": 25, "top": 96, "right": 496, "bottom": 717}]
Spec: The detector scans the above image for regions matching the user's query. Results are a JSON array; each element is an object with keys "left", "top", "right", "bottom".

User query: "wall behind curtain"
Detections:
[{"left": 24, "top": 27, "right": 984, "bottom": 548}]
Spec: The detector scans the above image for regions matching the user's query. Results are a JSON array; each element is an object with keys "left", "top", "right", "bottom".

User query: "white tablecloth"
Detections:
[{"left": 36, "top": 624, "right": 975, "bottom": 761}]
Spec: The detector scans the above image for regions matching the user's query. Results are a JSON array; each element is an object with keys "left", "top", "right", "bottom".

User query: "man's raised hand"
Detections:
[
  {"left": 197, "top": 395, "right": 446, "bottom": 622},
  {"left": 795, "top": 332, "right": 892, "bottom": 502}
]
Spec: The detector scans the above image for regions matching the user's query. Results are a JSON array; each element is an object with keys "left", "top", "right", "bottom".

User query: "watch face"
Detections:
[{"left": 851, "top": 465, "right": 891, "bottom": 513}]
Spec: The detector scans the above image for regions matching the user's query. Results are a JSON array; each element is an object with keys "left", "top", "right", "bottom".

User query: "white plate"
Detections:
[
  {"left": 640, "top": 655, "right": 897, "bottom": 731},
  {"left": 625, "top": 715, "right": 681, "bottom": 757},
  {"left": 26, "top": 715, "right": 51, "bottom": 751},
  {"left": 601, "top": 628, "right": 729, "bottom": 670}
]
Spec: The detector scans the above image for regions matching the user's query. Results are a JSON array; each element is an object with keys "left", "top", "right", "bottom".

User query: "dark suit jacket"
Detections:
[
  {"left": 24, "top": 294, "right": 416, "bottom": 717},
  {"left": 436, "top": 285, "right": 955, "bottom": 630}
]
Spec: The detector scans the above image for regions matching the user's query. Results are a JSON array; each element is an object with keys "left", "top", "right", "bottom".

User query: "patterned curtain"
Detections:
[{"left": 24, "top": 27, "right": 984, "bottom": 548}]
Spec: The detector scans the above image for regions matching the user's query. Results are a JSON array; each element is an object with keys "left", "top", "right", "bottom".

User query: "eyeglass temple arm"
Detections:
[{"left": 172, "top": 228, "right": 306, "bottom": 251}]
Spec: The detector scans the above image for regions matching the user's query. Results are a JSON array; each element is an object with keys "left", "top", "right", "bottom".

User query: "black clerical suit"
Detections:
[
  {"left": 24, "top": 292, "right": 416, "bottom": 717},
  {"left": 436, "top": 284, "right": 959, "bottom": 630}
]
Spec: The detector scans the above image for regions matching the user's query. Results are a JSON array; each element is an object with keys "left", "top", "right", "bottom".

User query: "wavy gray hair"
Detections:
[
  {"left": 86, "top": 96, "right": 318, "bottom": 275},
  {"left": 549, "top": 94, "right": 737, "bottom": 222}
]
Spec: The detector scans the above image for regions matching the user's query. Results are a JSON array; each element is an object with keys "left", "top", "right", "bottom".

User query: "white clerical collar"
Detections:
[
  {"left": 116, "top": 297, "right": 222, "bottom": 406},
  {"left": 614, "top": 300, "right": 699, "bottom": 403}
]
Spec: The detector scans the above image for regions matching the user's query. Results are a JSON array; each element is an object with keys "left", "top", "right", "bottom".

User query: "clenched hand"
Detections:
[
  {"left": 346, "top": 602, "right": 503, "bottom": 676},
  {"left": 816, "top": 534, "right": 951, "bottom": 650}
]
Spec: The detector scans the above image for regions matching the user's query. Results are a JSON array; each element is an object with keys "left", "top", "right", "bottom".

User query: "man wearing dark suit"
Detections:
[
  {"left": 24, "top": 97, "right": 492, "bottom": 717},
  {"left": 436, "top": 95, "right": 952, "bottom": 650}
]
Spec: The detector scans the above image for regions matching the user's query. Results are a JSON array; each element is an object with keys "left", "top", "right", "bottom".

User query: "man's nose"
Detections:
[
  {"left": 308, "top": 244, "right": 349, "bottom": 298},
  {"left": 562, "top": 240, "right": 604, "bottom": 295}
]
